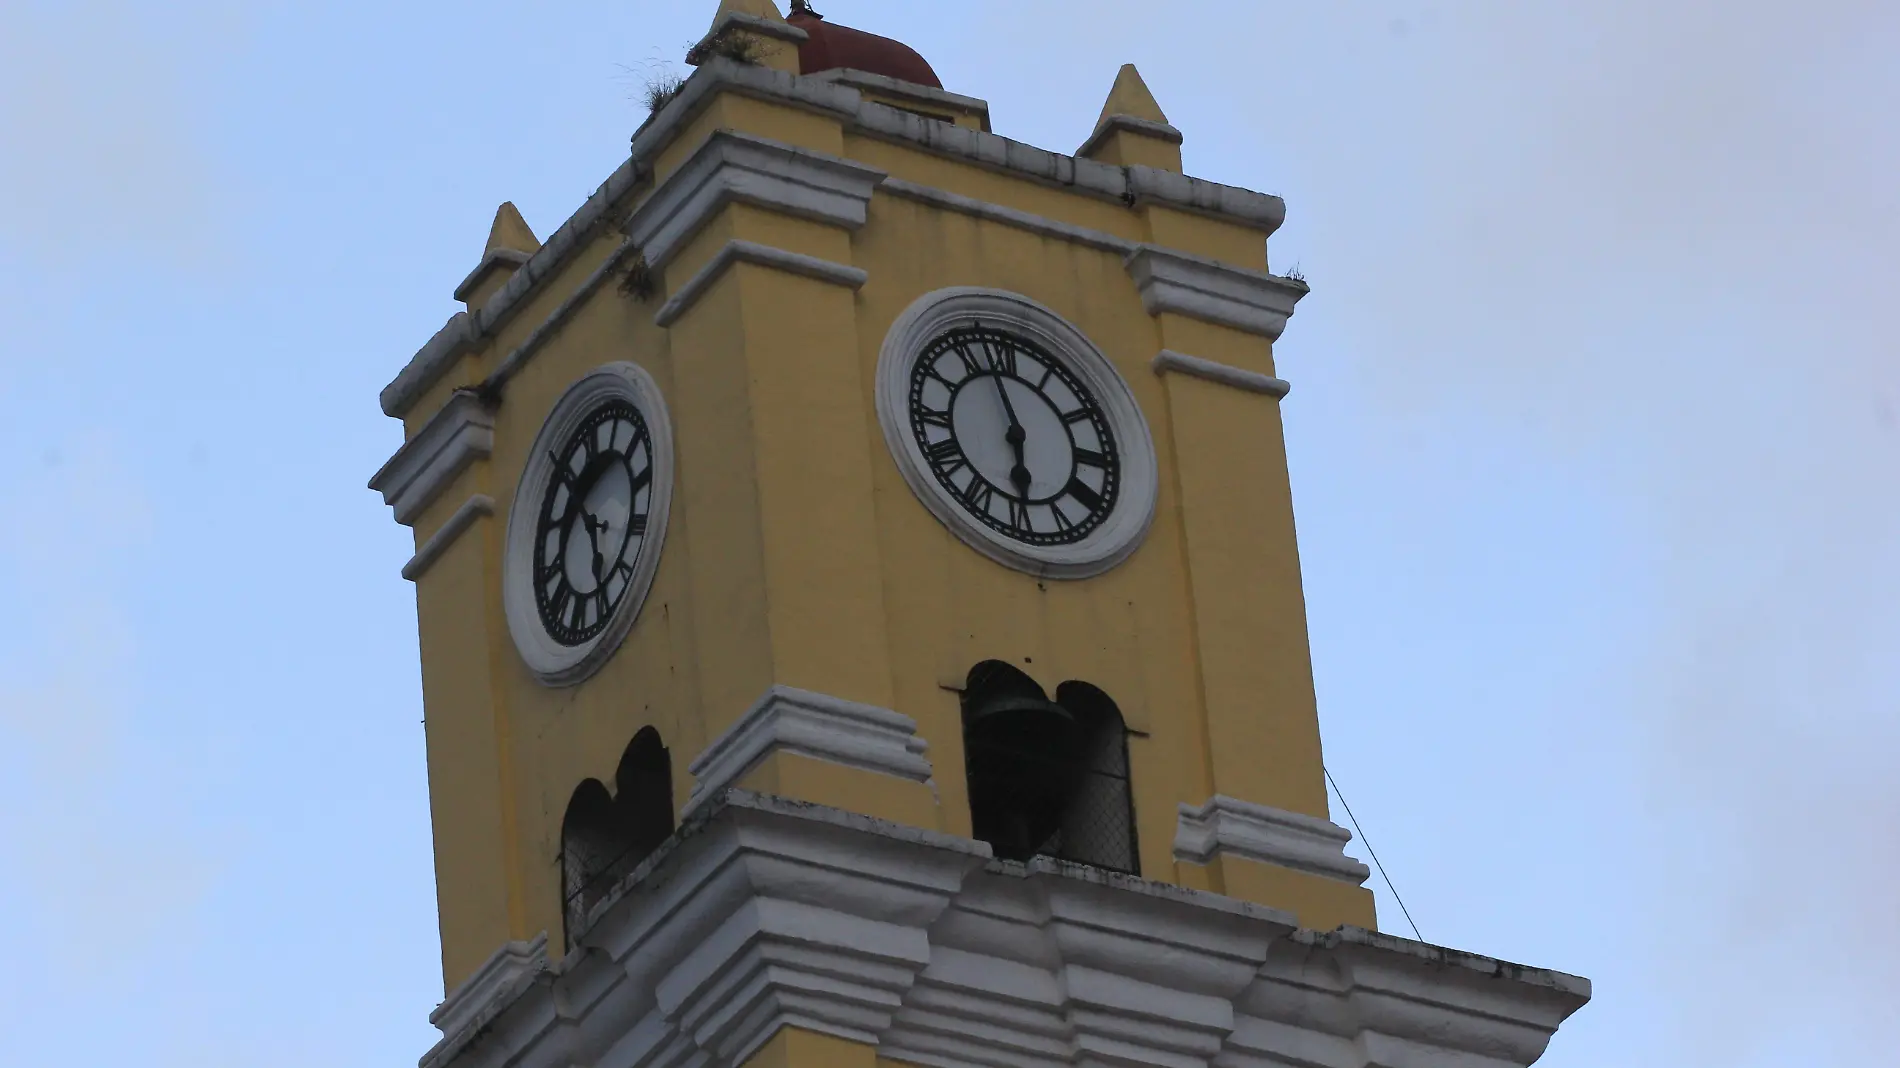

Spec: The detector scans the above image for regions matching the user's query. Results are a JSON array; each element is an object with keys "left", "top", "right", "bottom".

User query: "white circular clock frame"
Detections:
[
  {"left": 503, "top": 362, "right": 675, "bottom": 688},
  {"left": 875, "top": 287, "right": 1159, "bottom": 580}
]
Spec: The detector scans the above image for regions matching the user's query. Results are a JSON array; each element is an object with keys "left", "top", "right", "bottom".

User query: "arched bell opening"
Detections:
[
  {"left": 960, "top": 662, "right": 1138, "bottom": 874},
  {"left": 559, "top": 726, "right": 675, "bottom": 947}
]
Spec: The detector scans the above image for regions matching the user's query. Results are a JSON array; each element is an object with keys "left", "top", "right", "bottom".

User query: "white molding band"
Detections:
[
  {"left": 369, "top": 390, "right": 495, "bottom": 526},
  {"left": 624, "top": 129, "right": 886, "bottom": 272},
  {"left": 1151, "top": 350, "right": 1290, "bottom": 399},
  {"left": 430, "top": 933, "right": 548, "bottom": 1043},
  {"left": 1124, "top": 244, "right": 1310, "bottom": 341},
  {"left": 1078, "top": 113, "right": 1185, "bottom": 158},
  {"left": 453, "top": 248, "right": 533, "bottom": 304},
  {"left": 880, "top": 178, "right": 1137, "bottom": 256},
  {"left": 382, "top": 58, "right": 1295, "bottom": 421},
  {"left": 654, "top": 240, "right": 868, "bottom": 328},
  {"left": 807, "top": 68, "right": 993, "bottom": 131},
  {"left": 683, "top": 686, "right": 934, "bottom": 819},
  {"left": 419, "top": 792, "right": 1590, "bottom": 1068},
  {"left": 402, "top": 494, "right": 495, "bottom": 582},
  {"left": 1174, "top": 795, "right": 1372, "bottom": 885}
]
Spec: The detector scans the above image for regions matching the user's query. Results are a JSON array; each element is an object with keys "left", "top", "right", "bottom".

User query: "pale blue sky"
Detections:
[{"left": 1, "top": 2, "right": 1894, "bottom": 1065}]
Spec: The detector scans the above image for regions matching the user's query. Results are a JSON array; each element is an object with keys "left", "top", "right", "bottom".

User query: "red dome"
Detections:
[{"left": 787, "top": 10, "right": 942, "bottom": 89}]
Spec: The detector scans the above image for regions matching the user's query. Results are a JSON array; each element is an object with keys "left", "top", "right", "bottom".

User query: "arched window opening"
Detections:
[
  {"left": 560, "top": 727, "right": 674, "bottom": 947},
  {"left": 960, "top": 662, "right": 1138, "bottom": 875}
]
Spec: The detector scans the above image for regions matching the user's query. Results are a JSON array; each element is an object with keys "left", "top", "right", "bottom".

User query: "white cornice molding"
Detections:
[
  {"left": 402, "top": 494, "right": 494, "bottom": 581},
  {"left": 431, "top": 933, "right": 549, "bottom": 1043},
  {"left": 880, "top": 178, "right": 1136, "bottom": 256},
  {"left": 807, "top": 69, "right": 993, "bottom": 131},
  {"left": 624, "top": 130, "right": 886, "bottom": 272},
  {"left": 1078, "top": 114, "right": 1185, "bottom": 159},
  {"left": 1174, "top": 796, "right": 1372, "bottom": 886},
  {"left": 369, "top": 390, "right": 495, "bottom": 526},
  {"left": 381, "top": 59, "right": 1294, "bottom": 422},
  {"left": 453, "top": 248, "right": 533, "bottom": 304},
  {"left": 654, "top": 239, "right": 868, "bottom": 328},
  {"left": 1151, "top": 350, "right": 1291, "bottom": 400},
  {"left": 420, "top": 792, "right": 1588, "bottom": 1068},
  {"left": 1124, "top": 245, "right": 1309, "bottom": 341},
  {"left": 682, "top": 687, "right": 934, "bottom": 819}
]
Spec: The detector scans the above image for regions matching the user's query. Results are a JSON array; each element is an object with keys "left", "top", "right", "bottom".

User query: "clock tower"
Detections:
[{"left": 371, "top": 4, "right": 1590, "bottom": 1067}]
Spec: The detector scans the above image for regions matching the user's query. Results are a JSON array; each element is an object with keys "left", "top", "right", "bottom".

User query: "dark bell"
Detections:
[{"left": 963, "top": 688, "right": 1080, "bottom": 862}]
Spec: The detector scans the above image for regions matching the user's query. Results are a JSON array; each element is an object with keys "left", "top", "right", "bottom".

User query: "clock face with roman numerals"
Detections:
[
  {"left": 907, "top": 324, "right": 1120, "bottom": 546},
  {"left": 533, "top": 400, "right": 655, "bottom": 646}
]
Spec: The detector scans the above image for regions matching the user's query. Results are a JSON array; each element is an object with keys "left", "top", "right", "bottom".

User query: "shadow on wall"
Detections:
[
  {"left": 560, "top": 727, "right": 675, "bottom": 947},
  {"left": 960, "top": 660, "right": 1139, "bottom": 874}
]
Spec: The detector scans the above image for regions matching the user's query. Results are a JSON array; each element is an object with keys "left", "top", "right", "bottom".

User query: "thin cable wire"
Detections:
[{"left": 1324, "top": 764, "right": 1424, "bottom": 943}]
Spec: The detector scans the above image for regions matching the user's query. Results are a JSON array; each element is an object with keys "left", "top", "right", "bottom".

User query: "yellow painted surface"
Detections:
[
  {"left": 744, "top": 1029, "right": 878, "bottom": 1068},
  {"left": 1097, "top": 63, "right": 1171, "bottom": 128},
  {"left": 398, "top": 61, "right": 1371, "bottom": 993}
]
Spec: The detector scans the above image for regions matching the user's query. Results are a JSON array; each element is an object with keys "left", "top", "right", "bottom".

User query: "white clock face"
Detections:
[
  {"left": 906, "top": 324, "right": 1121, "bottom": 546},
  {"left": 876, "top": 288, "right": 1158, "bottom": 580},
  {"left": 504, "top": 363, "right": 675, "bottom": 687}
]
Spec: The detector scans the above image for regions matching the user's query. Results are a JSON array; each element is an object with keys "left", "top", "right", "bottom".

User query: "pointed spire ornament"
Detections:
[
  {"left": 485, "top": 201, "right": 541, "bottom": 257},
  {"left": 1078, "top": 63, "right": 1185, "bottom": 171},
  {"left": 455, "top": 202, "right": 541, "bottom": 307}
]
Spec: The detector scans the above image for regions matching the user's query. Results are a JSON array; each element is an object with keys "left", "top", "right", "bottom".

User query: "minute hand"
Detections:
[{"left": 991, "top": 372, "right": 1032, "bottom": 495}]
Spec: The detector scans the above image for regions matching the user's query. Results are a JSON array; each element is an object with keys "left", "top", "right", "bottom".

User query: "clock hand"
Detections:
[{"left": 991, "top": 372, "right": 1032, "bottom": 496}]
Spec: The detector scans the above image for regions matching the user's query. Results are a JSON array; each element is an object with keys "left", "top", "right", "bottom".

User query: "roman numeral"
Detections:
[
  {"left": 547, "top": 585, "right": 572, "bottom": 625},
  {"left": 628, "top": 514, "right": 648, "bottom": 537},
  {"left": 551, "top": 452, "right": 580, "bottom": 486},
  {"left": 951, "top": 344, "right": 981, "bottom": 377},
  {"left": 960, "top": 478, "right": 994, "bottom": 514},
  {"left": 1050, "top": 500, "right": 1074, "bottom": 531},
  {"left": 1064, "top": 478, "right": 1104, "bottom": 512},
  {"left": 1061, "top": 408, "right": 1094, "bottom": 425},
  {"left": 917, "top": 407, "right": 953, "bottom": 430},
  {"left": 983, "top": 342, "right": 1017, "bottom": 377},
  {"left": 1006, "top": 497, "right": 1031, "bottom": 531},
  {"left": 925, "top": 438, "right": 965, "bottom": 470},
  {"left": 570, "top": 595, "right": 588, "bottom": 630},
  {"left": 1073, "top": 447, "right": 1109, "bottom": 469}
]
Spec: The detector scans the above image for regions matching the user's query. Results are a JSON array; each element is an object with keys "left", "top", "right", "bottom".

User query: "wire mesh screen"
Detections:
[{"left": 1044, "top": 719, "right": 1137, "bottom": 874}]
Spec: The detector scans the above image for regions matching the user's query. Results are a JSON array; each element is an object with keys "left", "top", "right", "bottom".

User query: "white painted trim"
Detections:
[
  {"left": 1174, "top": 795, "right": 1372, "bottom": 885},
  {"left": 453, "top": 248, "right": 533, "bottom": 304},
  {"left": 879, "top": 178, "right": 1137, "bottom": 255},
  {"left": 654, "top": 240, "right": 868, "bottom": 328},
  {"left": 807, "top": 68, "right": 992, "bottom": 131},
  {"left": 369, "top": 390, "right": 495, "bottom": 526},
  {"left": 1151, "top": 350, "right": 1290, "bottom": 400},
  {"left": 683, "top": 686, "right": 934, "bottom": 819},
  {"left": 501, "top": 362, "right": 676, "bottom": 689},
  {"left": 430, "top": 933, "right": 548, "bottom": 1041},
  {"left": 403, "top": 495, "right": 495, "bottom": 582},
  {"left": 382, "top": 59, "right": 1294, "bottom": 421},
  {"left": 874, "top": 288, "right": 1160, "bottom": 581},
  {"left": 625, "top": 130, "right": 886, "bottom": 272},
  {"left": 1124, "top": 244, "right": 1309, "bottom": 341},
  {"left": 418, "top": 792, "right": 1590, "bottom": 1068},
  {"left": 1077, "top": 114, "right": 1184, "bottom": 159}
]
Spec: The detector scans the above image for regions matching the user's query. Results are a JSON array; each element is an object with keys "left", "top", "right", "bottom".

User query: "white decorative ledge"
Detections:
[
  {"left": 624, "top": 130, "right": 887, "bottom": 271},
  {"left": 453, "top": 248, "right": 533, "bottom": 304},
  {"left": 419, "top": 792, "right": 1589, "bottom": 1068},
  {"left": 683, "top": 687, "right": 935, "bottom": 819},
  {"left": 402, "top": 494, "right": 494, "bottom": 582},
  {"left": 1152, "top": 350, "right": 1290, "bottom": 400},
  {"left": 654, "top": 239, "right": 868, "bottom": 328},
  {"left": 1175, "top": 795, "right": 1372, "bottom": 885},
  {"left": 369, "top": 390, "right": 494, "bottom": 526},
  {"left": 1124, "top": 245, "right": 1309, "bottom": 341},
  {"left": 808, "top": 68, "right": 992, "bottom": 131},
  {"left": 1078, "top": 114, "right": 1184, "bottom": 158},
  {"left": 430, "top": 932, "right": 548, "bottom": 1047}
]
